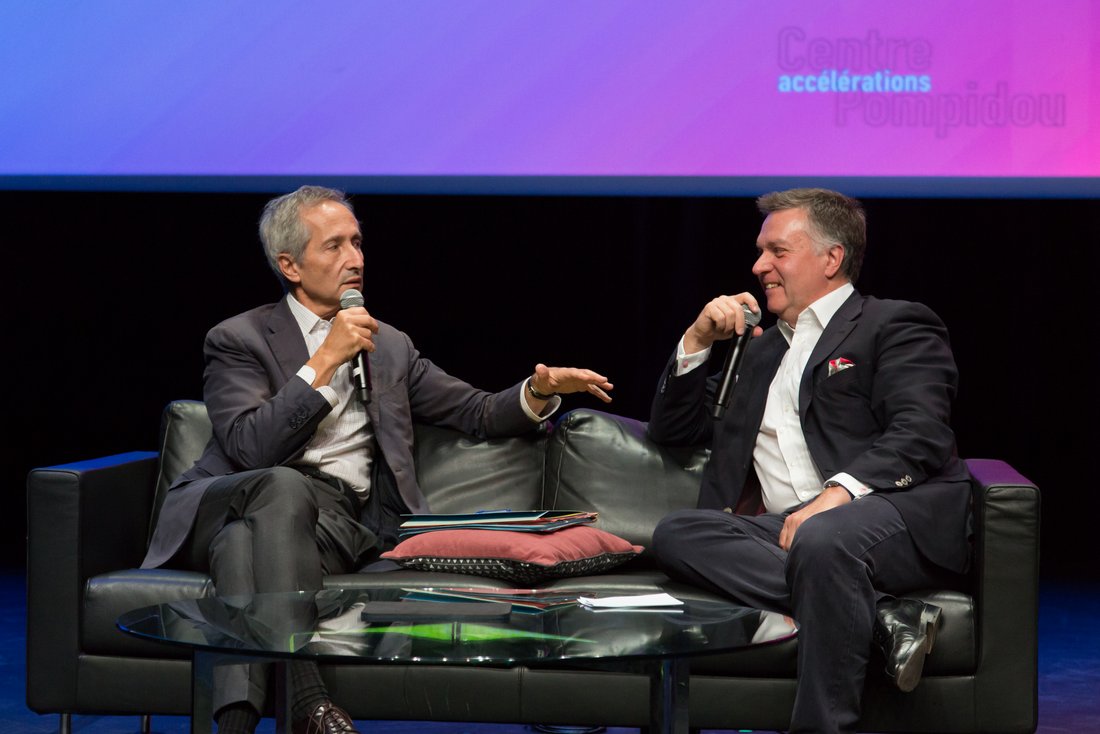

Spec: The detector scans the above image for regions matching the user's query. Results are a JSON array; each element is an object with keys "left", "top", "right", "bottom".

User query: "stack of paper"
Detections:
[
  {"left": 398, "top": 510, "right": 597, "bottom": 537},
  {"left": 576, "top": 593, "right": 684, "bottom": 612}
]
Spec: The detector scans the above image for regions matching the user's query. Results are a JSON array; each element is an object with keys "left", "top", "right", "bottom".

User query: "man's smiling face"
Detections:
[{"left": 752, "top": 207, "right": 845, "bottom": 326}]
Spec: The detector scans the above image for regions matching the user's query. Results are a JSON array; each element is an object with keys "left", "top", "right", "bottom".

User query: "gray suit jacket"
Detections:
[
  {"left": 649, "top": 292, "right": 972, "bottom": 573},
  {"left": 143, "top": 297, "right": 535, "bottom": 569}
]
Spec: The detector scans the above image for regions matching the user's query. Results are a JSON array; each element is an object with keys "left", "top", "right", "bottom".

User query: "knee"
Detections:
[
  {"left": 242, "top": 467, "right": 317, "bottom": 518},
  {"left": 786, "top": 516, "right": 845, "bottom": 574},
  {"left": 652, "top": 510, "right": 705, "bottom": 567}
]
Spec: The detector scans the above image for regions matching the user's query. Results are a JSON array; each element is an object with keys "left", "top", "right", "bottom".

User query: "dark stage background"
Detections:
[{"left": 5, "top": 190, "right": 1097, "bottom": 580}]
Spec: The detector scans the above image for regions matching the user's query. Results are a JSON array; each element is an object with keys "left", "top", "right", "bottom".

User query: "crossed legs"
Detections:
[
  {"left": 177, "top": 467, "right": 377, "bottom": 727},
  {"left": 652, "top": 497, "right": 952, "bottom": 734}
]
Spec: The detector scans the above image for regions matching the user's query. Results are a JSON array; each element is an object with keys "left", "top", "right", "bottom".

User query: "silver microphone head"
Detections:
[
  {"left": 742, "top": 303, "right": 762, "bottom": 328},
  {"left": 339, "top": 288, "right": 364, "bottom": 309}
]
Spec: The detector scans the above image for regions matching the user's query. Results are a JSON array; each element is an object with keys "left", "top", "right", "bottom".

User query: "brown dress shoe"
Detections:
[{"left": 293, "top": 701, "right": 360, "bottom": 734}]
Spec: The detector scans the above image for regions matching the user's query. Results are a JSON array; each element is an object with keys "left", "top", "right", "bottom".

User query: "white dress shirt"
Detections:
[
  {"left": 286, "top": 294, "right": 558, "bottom": 498},
  {"left": 288, "top": 294, "right": 376, "bottom": 496},
  {"left": 675, "top": 283, "right": 870, "bottom": 513}
]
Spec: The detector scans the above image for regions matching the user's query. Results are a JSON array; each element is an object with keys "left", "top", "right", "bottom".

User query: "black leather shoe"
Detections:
[
  {"left": 873, "top": 598, "right": 942, "bottom": 692},
  {"left": 293, "top": 701, "right": 360, "bottom": 734}
]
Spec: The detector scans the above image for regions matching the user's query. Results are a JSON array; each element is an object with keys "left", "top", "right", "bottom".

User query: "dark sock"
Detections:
[
  {"left": 215, "top": 702, "right": 260, "bottom": 734},
  {"left": 289, "top": 660, "right": 329, "bottom": 721}
]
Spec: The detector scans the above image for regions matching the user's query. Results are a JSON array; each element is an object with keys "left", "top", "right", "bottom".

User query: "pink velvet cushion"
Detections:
[{"left": 381, "top": 525, "right": 644, "bottom": 583}]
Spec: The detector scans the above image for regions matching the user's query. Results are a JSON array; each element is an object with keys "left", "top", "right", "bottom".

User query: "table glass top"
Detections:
[{"left": 118, "top": 587, "right": 797, "bottom": 666}]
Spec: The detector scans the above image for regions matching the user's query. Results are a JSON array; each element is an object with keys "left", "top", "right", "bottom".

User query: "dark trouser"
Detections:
[
  {"left": 651, "top": 496, "right": 958, "bottom": 734},
  {"left": 172, "top": 465, "right": 396, "bottom": 715}
]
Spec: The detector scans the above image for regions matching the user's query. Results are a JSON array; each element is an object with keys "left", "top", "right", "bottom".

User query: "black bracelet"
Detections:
[{"left": 527, "top": 378, "right": 556, "bottom": 400}]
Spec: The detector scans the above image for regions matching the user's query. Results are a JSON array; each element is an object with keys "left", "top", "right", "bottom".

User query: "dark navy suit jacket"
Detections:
[{"left": 649, "top": 291, "right": 972, "bottom": 573}]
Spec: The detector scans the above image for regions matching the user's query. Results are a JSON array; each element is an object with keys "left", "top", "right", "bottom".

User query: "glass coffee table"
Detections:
[{"left": 118, "top": 586, "right": 796, "bottom": 734}]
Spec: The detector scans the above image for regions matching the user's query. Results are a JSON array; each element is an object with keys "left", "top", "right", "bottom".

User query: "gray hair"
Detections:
[
  {"left": 259, "top": 186, "right": 356, "bottom": 287},
  {"left": 756, "top": 188, "right": 866, "bottom": 284}
]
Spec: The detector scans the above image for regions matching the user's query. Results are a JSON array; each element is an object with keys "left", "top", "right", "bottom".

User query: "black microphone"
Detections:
[
  {"left": 712, "top": 304, "right": 761, "bottom": 420},
  {"left": 338, "top": 288, "right": 372, "bottom": 404}
]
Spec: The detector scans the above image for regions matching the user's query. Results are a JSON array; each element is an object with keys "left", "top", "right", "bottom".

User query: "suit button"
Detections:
[{"left": 289, "top": 408, "right": 309, "bottom": 430}]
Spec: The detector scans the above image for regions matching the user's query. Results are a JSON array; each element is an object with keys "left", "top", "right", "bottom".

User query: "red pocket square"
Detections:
[{"left": 828, "top": 357, "right": 855, "bottom": 376}]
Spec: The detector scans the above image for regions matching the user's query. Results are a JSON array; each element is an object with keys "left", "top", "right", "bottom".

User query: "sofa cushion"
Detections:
[
  {"left": 150, "top": 400, "right": 213, "bottom": 545},
  {"left": 381, "top": 525, "right": 643, "bottom": 583},
  {"left": 545, "top": 409, "right": 708, "bottom": 551},
  {"left": 414, "top": 422, "right": 548, "bottom": 514}
]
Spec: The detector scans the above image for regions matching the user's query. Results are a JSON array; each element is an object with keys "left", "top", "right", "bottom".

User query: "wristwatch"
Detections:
[
  {"left": 823, "top": 480, "right": 855, "bottom": 499},
  {"left": 527, "top": 378, "right": 556, "bottom": 400}
]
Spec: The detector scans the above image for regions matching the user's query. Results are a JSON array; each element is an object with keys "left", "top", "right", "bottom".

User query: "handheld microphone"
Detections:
[
  {"left": 338, "top": 288, "right": 372, "bottom": 404},
  {"left": 712, "top": 304, "right": 761, "bottom": 420}
]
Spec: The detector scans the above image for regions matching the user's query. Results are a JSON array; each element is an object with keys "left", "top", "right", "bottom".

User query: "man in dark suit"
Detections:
[
  {"left": 649, "top": 188, "right": 970, "bottom": 734},
  {"left": 142, "top": 185, "right": 613, "bottom": 734}
]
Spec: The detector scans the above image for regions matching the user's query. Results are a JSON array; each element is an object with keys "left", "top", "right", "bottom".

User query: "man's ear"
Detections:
[
  {"left": 824, "top": 244, "right": 845, "bottom": 279},
  {"left": 277, "top": 253, "right": 301, "bottom": 284}
]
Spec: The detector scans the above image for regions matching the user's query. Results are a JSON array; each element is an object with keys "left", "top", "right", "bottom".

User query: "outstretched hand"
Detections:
[{"left": 532, "top": 363, "right": 614, "bottom": 403}]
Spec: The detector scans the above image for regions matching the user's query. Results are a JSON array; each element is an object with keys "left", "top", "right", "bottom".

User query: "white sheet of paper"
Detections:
[{"left": 577, "top": 592, "right": 683, "bottom": 609}]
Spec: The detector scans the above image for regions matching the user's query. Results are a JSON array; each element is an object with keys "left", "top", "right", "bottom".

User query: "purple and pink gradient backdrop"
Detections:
[{"left": 1, "top": 1, "right": 1096, "bottom": 178}]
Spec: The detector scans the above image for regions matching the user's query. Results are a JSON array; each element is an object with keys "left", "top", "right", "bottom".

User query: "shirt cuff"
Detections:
[
  {"left": 827, "top": 472, "right": 873, "bottom": 499},
  {"left": 296, "top": 366, "right": 339, "bottom": 408},
  {"left": 674, "top": 336, "right": 711, "bottom": 376},
  {"left": 521, "top": 378, "right": 561, "bottom": 422}
]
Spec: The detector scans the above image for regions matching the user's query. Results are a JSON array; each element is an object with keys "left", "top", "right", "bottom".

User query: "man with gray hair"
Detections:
[
  {"left": 648, "top": 188, "right": 969, "bottom": 733},
  {"left": 143, "top": 186, "right": 614, "bottom": 734}
]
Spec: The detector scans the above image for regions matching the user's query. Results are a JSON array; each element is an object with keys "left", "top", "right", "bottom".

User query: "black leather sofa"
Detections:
[{"left": 27, "top": 401, "right": 1040, "bottom": 733}]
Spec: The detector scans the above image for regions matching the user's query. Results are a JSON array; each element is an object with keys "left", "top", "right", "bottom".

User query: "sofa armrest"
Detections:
[
  {"left": 26, "top": 451, "right": 158, "bottom": 712},
  {"left": 966, "top": 458, "right": 1040, "bottom": 734}
]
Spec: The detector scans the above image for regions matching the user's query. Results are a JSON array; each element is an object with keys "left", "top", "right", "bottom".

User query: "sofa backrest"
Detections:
[
  {"left": 149, "top": 400, "right": 549, "bottom": 540},
  {"left": 149, "top": 402, "right": 707, "bottom": 554},
  {"left": 150, "top": 400, "right": 213, "bottom": 541},
  {"left": 412, "top": 422, "right": 547, "bottom": 514},
  {"left": 545, "top": 409, "right": 708, "bottom": 550}
]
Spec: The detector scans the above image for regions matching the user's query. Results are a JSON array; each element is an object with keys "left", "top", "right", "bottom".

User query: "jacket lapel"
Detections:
[
  {"left": 265, "top": 297, "right": 311, "bottom": 384},
  {"left": 799, "top": 291, "right": 863, "bottom": 413}
]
